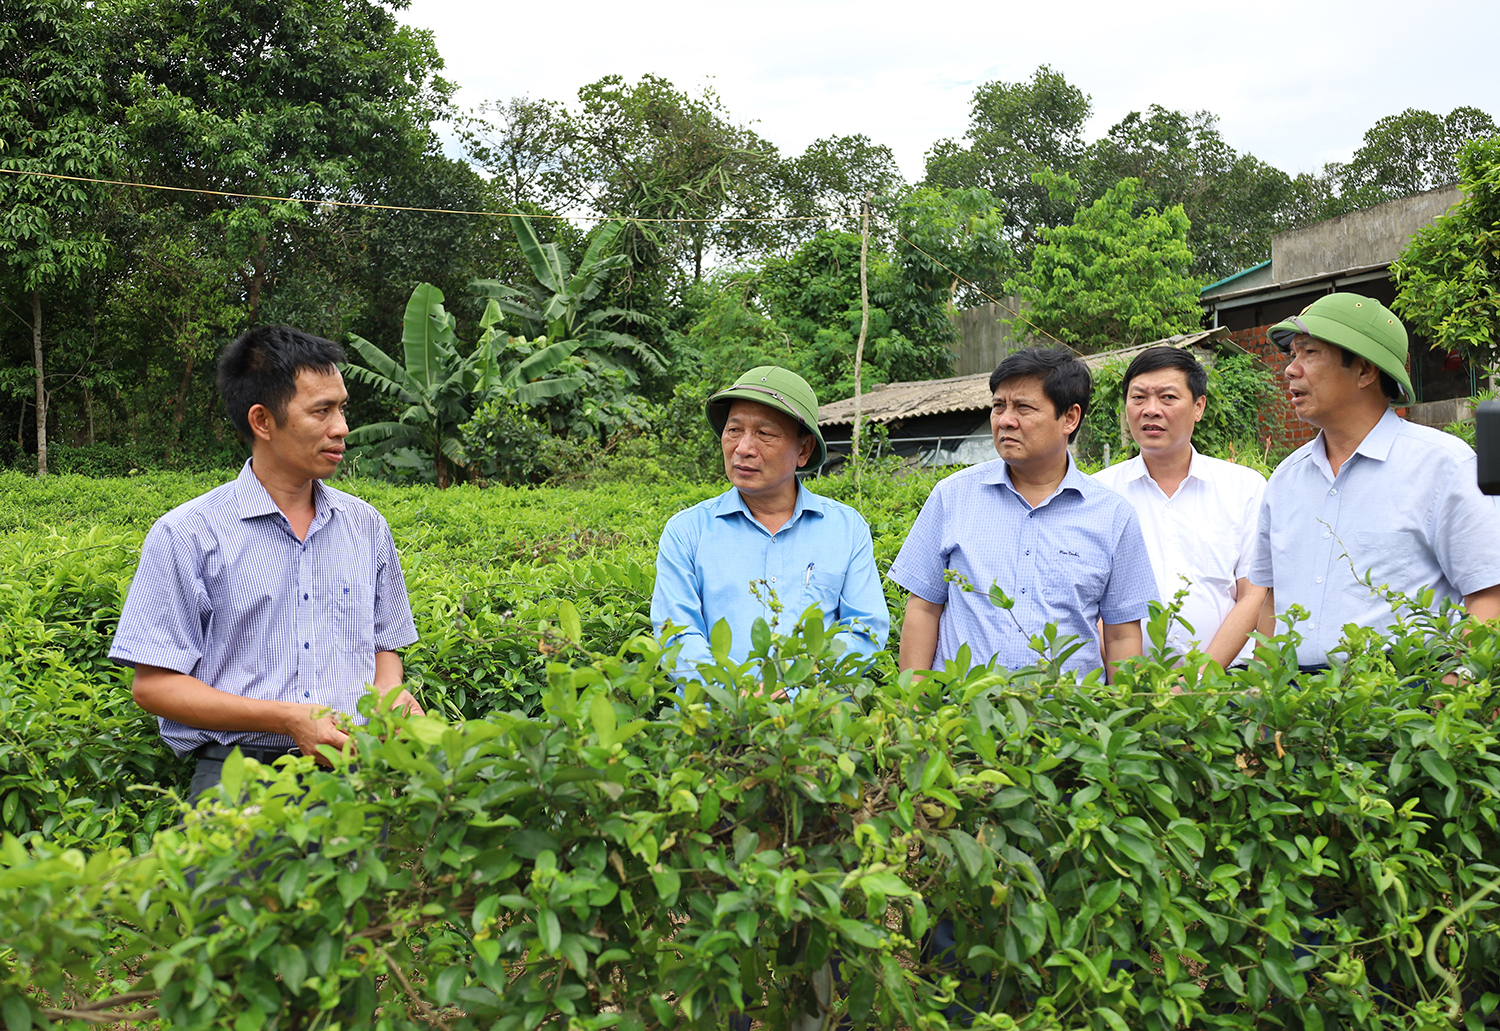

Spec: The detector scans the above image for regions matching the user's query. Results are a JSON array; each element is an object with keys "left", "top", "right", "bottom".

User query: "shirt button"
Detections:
[
  {"left": 1316, "top": 577, "right": 1323, "bottom": 584},
  {"left": 1308, "top": 622, "right": 1317, "bottom": 629},
  {"left": 1329, "top": 488, "right": 1338, "bottom": 495},
  {"left": 304, "top": 691, "right": 310, "bottom": 698},
  {"left": 303, "top": 593, "right": 309, "bottom": 601},
  {"left": 770, "top": 576, "right": 778, "bottom": 583},
  {"left": 304, "top": 642, "right": 310, "bottom": 649},
  {"left": 1323, "top": 531, "right": 1331, "bottom": 539},
  {"left": 1021, "top": 588, "right": 1026, "bottom": 594},
  {"left": 1025, "top": 550, "right": 1030, "bottom": 555}
]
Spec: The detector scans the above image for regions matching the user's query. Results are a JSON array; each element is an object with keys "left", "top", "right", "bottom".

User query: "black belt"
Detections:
[{"left": 194, "top": 743, "right": 302, "bottom": 763}]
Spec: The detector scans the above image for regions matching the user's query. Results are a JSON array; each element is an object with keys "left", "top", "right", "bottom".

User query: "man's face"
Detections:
[
  {"left": 1124, "top": 367, "right": 1204, "bottom": 457},
  {"left": 1284, "top": 334, "right": 1367, "bottom": 428},
  {"left": 257, "top": 366, "right": 349, "bottom": 482},
  {"left": 721, "top": 399, "right": 814, "bottom": 498},
  {"left": 990, "top": 375, "right": 1078, "bottom": 472}
]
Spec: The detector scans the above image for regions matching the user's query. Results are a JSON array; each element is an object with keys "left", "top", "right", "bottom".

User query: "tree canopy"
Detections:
[
  {"left": 1392, "top": 136, "right": 1500, "bottom": 373},
  {"left": 1009, "top": 175, "right": 1204, "bottom": 353}
]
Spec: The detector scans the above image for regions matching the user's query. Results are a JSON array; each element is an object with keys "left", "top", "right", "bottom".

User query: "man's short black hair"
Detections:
[
  {"left": 989, "top": 347, "right": 1092, "bottom": 443},
  {"left": 1121, "top": 346, "right": 1208, "bottom": 400},
  {"left": 217, "top": 325, "right": 345, "bottom": 442}
]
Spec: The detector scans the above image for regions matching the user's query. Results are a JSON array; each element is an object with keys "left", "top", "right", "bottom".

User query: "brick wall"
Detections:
[{"left": 1226, "top": 325, "right": 1318, "bottom": 454}]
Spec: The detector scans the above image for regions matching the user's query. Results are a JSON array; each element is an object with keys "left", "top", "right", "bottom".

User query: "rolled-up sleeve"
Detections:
[
  {"left": 1098, "top": 510, "right": 1158, "bottom": 626},
  {"left": 372, "top": 524, "right": 418, "bottom": 652},
  {"left": 109, "top": 522, "right": 209, "bottom": 674},
  {"left": 887, "top": 490, "right": 949, "bottom": 605}
]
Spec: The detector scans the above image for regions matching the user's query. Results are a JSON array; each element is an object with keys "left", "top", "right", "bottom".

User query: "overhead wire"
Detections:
[
  {"left": 0, "top": 167, "right": 830, "bottom": 223},
  {"left": 4, "top": 165, "right": 1082, "bottom": 355}
]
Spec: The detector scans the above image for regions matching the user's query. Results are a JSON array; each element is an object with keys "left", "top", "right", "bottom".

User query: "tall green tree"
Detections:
[
  {"left": 108, "top": 0, "right": 453, "bottom": 322},
  {"left": 923, "top": 66, "right": 1091, "bottom": 254},
  {"left": 1391, "top": 136, "right": 1500, "bottom": 375},
  {"left": 566, "top": 74, "right": 781, "bottom": 289},
  {"left": 774, "top": 134, "right": 907, "bottom": 244},
  {"left": 1079, "top": 106, "right": 1305, "bottom": 281},
  {"left": 1329, "top": 106, "right": 1497, "bottom": 211},
  {"left": 0, "top": 0, "right": 112, "bottom": 476},
  {"left": 1009, "top": 175, "right": 1203, "bottom": 352}
]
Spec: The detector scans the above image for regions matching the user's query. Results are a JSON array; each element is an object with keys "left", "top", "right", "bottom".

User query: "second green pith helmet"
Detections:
[
  {"left": 1267, "top": 292, "right": 1413, "bottom": 401},
  {"left": 705, "top": 366, "right": 827, "bottom": 470}
]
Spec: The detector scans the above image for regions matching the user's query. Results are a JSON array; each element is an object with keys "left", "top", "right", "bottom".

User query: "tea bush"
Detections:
[
  {"left": 0, "top": 469, "right": 940, "bottom": 852},
  {"left": 2, "top": 595, "right": 1499, "bottom": 1030}
]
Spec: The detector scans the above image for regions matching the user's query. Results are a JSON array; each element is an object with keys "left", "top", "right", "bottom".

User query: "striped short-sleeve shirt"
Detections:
[{"left": 109, "top": 460, "right": 418, "bottom": 756}]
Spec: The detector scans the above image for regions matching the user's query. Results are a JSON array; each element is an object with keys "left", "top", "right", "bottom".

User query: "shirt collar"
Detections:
[
  {"left": 979, "top": 454, "right": 1090, "bottom": 503},
  {"left": 234, "top": 458, "right": 342, "bottom": 523},
  {"left": 712, "top": 481, "right": 825, "bottom": 526},
  {"left": 1311, "top": 407, "right": 1401, "bottom": 478},
  {"left": 1120, "top": 446, "right": 1203, "bottom": 485}
]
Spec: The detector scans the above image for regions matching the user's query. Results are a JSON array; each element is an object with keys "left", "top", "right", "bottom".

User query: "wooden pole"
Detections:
[{"left": 852, "top": 192, "right": 871, "bottom": 482}]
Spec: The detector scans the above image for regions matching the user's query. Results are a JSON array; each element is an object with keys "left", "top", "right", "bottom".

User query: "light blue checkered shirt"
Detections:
[
  {"left": 888, "top": 457, "right": 1158, "bottom": 674},
  {"left": 109, "top": 460, "right": 418, "bottom": 756}
]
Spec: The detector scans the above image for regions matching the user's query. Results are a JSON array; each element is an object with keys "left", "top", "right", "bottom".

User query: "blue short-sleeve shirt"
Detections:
[
  {"left": 1249, "top": 409, "right": 1500, "bottom": 667},
  {"left": 109, "top": 460, "right": 419, "bottom": 756},
  {"left": 651, "top": 485, "right": 889, "bottom": 678},
  {"left": 888, "top": 457, "right": 1158, "bottom": 673}
]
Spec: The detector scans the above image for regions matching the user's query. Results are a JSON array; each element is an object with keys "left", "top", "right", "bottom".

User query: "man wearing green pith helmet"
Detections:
[
  {"left": 1248, "top": 292, "right": 1500, "bottom": 670},
  {"left": 650, "top": 366, "right": 889, "bottom": 682}
]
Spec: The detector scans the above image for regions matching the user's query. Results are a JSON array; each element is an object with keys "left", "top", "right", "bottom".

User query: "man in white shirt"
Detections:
[{"left": 1094, "top": 346, "right": 1267, "bottom": 668}]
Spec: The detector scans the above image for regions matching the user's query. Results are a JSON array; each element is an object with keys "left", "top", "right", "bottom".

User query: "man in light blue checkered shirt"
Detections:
[
  {"left": 890, "top": 348, "right": 1158, "bottom": 680},
  {"left": 110, "top": 326, "right": 420, "bottom": 799}
]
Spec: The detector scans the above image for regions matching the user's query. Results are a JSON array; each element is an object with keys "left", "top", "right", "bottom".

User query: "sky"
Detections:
[{"left": 398, "top": 0, "right": 1500, "bottom": 185}]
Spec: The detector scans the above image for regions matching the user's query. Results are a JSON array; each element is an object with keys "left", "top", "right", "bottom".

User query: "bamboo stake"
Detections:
[{"left": 852, "top": 192, "right": 872, "bottom": 483}]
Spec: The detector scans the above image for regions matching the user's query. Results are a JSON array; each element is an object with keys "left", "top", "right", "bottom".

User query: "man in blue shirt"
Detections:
[
  {"left": 890, "top": 348, "right": 1157, "bottom": 679},
  {"left": 650, "top": 366, "right": 888, "bottom": 681},
  {"left": 1248, "top": 293, "right": 1500, "bottom": 669},
  {"left": 110, "top": 325, "right": 421, "bottom": 800}
]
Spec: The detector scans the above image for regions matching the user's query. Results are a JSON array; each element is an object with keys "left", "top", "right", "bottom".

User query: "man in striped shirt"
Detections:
[{"left": 110, "top": 326, "right": 420, "bottom": 801}]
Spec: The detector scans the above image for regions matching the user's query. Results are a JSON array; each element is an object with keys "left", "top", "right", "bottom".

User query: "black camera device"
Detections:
[{"left": 1480, "top": 400, "right": 1500, "bottom": 496}]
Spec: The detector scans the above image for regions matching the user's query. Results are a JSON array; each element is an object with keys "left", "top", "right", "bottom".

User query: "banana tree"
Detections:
[
  {"left": 472, "top": 215, "right": 665, "bottom": 377},
  {"left": 344, "top": 283, "right": 585, "bottom": 486}
]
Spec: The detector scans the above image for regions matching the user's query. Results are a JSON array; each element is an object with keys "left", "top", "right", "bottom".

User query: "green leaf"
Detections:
[
  {"left": 219, "top": 748, "right": 244, "bottom": 802},
  {"left": 277, "top": 944, "right": 308, "bottom": 989},
  {"left": 558, "top": 601, "right": 582, "bottom": 644},
  {"left": 538, "top": 908, "right": 562, "bottom": 953},
  {"left": 435, "top": 966, "right": 464, "bottom": 1006},
  {"left": 2, "top": 996, "right": 32, "bottom": 1031},
  {"left": 1419, "top": 751, "right": 1457, "bottom": 790},
  {"left": 710, "top": 618, "right": 733, "bottom": 663},
  {"left": 948, "top": 829, "right": 987, "bottom": 881},
  {"left": 651, "top": 865, "right": 682, "bottom": 907},
  {"left": 590, "top": 692, "right": 617, "bottom": 746}
]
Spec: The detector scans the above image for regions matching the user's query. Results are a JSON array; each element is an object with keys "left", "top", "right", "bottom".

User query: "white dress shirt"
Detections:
[
  {"left": 1248, "top": 409, "right": 1500, "bottom": 668},
  {"left": 1094, "top": 448, "right": 1266, "bottom": 661}
]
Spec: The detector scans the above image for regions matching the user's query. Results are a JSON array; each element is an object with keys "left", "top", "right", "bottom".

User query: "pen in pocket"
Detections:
[{"left": 805, "top": 562, "right": 814, "bottom": 586}]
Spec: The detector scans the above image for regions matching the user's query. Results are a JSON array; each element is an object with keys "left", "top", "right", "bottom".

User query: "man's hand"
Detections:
[
  {"left": 380, "top": 686, "right": 425, "bottom": 716},
  {"left": 282, "top": 703, "right": 352, "bottom": 765}
]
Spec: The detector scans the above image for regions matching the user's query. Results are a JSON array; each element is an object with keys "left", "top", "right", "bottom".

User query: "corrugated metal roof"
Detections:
[{"left": 818, "top": 328, "right": 1241, "bottom": 426}]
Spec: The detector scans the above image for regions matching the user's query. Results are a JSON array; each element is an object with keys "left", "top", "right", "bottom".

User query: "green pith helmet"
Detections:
[
  {"left": 1267, "top": 292, "right": 1413, "bottom": 401},
  {"left": 706, "top": 366, "right": 827, "bottom": 469}
]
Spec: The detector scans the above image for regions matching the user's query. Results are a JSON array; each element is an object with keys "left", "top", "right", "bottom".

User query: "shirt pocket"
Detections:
[
  {"left": 333, "top": 582, "right": 375, "bottom": 653},
  {"left": 1042, "top": 564, "right": 1109, "bottom": 614},
  {"left": 1173, "top": 525, "right": 1239, "bottom": 596},
  {"left": 1340, "top": 530, "right": 1421, "bottom": 601}
]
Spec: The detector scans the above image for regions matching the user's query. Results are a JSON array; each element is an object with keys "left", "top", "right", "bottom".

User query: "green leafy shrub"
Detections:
[{"left": 3, "top": 593, "right": 1500, "bottom": 1030}]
